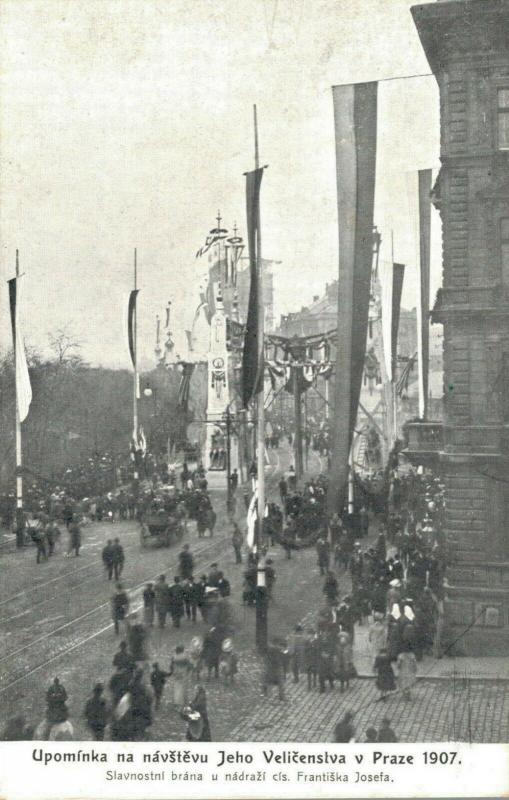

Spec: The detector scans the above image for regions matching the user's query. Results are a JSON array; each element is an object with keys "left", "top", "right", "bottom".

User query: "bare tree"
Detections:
[{"left": 47, "top": 328, "right": 86, "bottom": 369}]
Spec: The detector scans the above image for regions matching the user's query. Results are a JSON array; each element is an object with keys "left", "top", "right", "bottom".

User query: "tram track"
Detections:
[
  {"left": 0, "top": 450, "right": 285, "bottom": 700},
  {"left": 0, "top": 530, "right": 141, "bottom": 610},
  {"left": 0, "top": 533, "right": 231, "bottom": 696},
  {"left": 0, "top": 521, "right": 192, "bottom": 622}
]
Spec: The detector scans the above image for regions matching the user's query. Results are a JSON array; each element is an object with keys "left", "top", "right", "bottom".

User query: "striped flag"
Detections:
[
  {"left": 407, "top": 169, "right": 432, "bottom": 418},
  {"left": 242, "top": 167, "right": 265, "bottom": 408},
  {"left": 127, "top": 289, "right": 139, "bottom": 368},
  {"left": 8, "top": 274, "right": 32, "bottom": 422},
  {"left": 381, "top": 261, "right": 405, "bottom": 382},
  {"left": 329, "top": 80, "right": 378, "bottom": 514}
]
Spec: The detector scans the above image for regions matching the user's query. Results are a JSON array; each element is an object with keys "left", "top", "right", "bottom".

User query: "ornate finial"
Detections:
[
  {"left": 216, "top": 210, "right": 222, "bottom": 230},
  {"left": 233, "top": 221, "right": 238, "bottom": 238}
]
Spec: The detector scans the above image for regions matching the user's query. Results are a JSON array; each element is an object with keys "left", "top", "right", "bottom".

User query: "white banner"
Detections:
[{"left": 0, "top": 742, "right": 507, "bottom": 799}]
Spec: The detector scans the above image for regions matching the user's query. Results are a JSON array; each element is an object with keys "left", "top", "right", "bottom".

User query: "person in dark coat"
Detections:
[
  {"left": 168, "top": 576, "right": 185, "bottom": 628},
  {"left": 112, "top": 640, "right": 134, "bottom": 674},
  {"left": 111, "top": 538, "right": 124, "bottom": 580},
  {"left": 102, "top": 540, "right": 115, "bottom": 580},
  {"left": 216, "top": 572, "right": 231, "bottom": 598},
  {"left": 126, "top": 670, "right": 153, "bottom": 741},
  {"left": 109, "top": 667, "right": 131, "bottom": 708},
  {"left": 46, "top": 677, "right": 68, "bottom": 724},
  {"left": 334, "top": 711, "right": 355, "bottom": 743},
  {"left": 154, "top": 574, "right": 170, "bottom": 628},
  {"left": 374, "top": 647, "right": 396, "bottom": 701},
  {"left": 365, "top": 726, "right": 379, "bottom": 743},
  {"left": 323, "top": 571, "right": 339, "bottom": 606},
  {"left": 185, "top": 685, "right": 212, "bottom": 741},
  {"left": 304, "top": 631, "right": 319, "bottom": 690},
  {"left": 316, "top": 537, "right": 330, "bottom": 576},
  {"left": 178, "top": 545, "right": 194, "bottom": 580},
  {"left": 262, "top": 640, "right": 286, "bottom": 700},
  {"left": 317, "top": 633, "right": 335, "bottom": 693},
  {"left": 188, "top": 576, "right": 205, "bottom": 622},
  {"left": 84, "top": 683, "right": 108, "bottom": 740},
  {"left": 150, "top": 662, "right": 171, "bottom": 709},
  {"left": 111, "top": 583, "right": 129, "bottom": 635},
  {"left": 202, "top": 627, "right": 222, "bottom": 679},
  {"left": 378, "top": 717, "right": 398, "bottom": 742},
  {"left": 31, "top": 526, "right": 47, "bottom": 564},
  {"left": 126, "top": 613, "right": 147, "bottom": 662},
  {"left": 230, "top": 521, "right": 243, "bottom": 564},
  {"left": 68, "top": 516, "right": 81, "bottom": 556},
  {"left": 375, "top": 531, "right": 387, "bottom": 562},
  {"left": 143, "top": 583, "right": 155, "bottom": 627}
]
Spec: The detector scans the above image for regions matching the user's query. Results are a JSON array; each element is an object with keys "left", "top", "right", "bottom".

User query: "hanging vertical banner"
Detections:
[
  {"left": 8, "top": 274, "right": 32, "bottom": 422},
  {"left": 242, "top": 167, "right": 264, "bottom": 408},
  {"left": 127, "top": 289, "right": 139, "bottom": 368},
  {"left": 418, "top": 168, "right": 432, "bottom": 419},
  {"left": 329, "top": 81, "right": 378, "bottom": 513},
  {"left": 177, "top": 362, "right": 195, "bottom": 409},
  {"left": 391, "top": 262, "right": 405, "bottom": 380}
]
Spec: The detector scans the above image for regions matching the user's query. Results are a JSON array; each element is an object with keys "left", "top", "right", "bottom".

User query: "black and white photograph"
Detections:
[{"left": 0, "top": 0, "right": 508, "bottom": 794}]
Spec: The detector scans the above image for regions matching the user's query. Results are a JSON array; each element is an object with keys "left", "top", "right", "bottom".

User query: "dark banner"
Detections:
[
  {"left": 418, "top": 168, "right": 432, "bottom": 418},
  {"left": 178, "top": 362, "right": 195, "bottom": 409},
  {"left": 329, "top": 81, "right": 378, "bottom": 513},
  {"left": 241, "top": 167, "right": 264, "bottom": 408},
  {"left": 127, "top": 289, "right": 139, "bottom": 368},
  {"left": 391, "top": 262, "right": 405, "bottom": 380}
]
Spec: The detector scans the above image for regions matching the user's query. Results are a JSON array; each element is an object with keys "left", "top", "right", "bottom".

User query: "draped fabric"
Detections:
[
  {"left": 241, "top": 167, "right": 264, "bottom": 408},
  {"left": 8, "top": 275, "right": 32, "bottom": 422},
  {"left": 329, "top": 81, "right": 378, "bottom": 514},
  {"left": 127, "top": 289, "right": 139, "bottom": 369},
  {"left": 391, "top": 263, "right": 405, "bottom": 381},
  {"left": 418, "top": 169, "right": 432, "bottom": 419},
  {"left": 178, "top": 363, "right": 195, "bottom": 409},
  {"left": 382, "top": 262, "right": 405, "bottom": 382}
]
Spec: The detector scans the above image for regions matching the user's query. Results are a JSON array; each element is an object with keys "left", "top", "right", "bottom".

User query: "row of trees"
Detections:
[{"left": 0, "top": 330, "right": 207, "bottom": 492}]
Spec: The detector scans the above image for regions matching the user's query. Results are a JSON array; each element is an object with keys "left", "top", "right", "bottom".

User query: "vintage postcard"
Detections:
[{"left": 0, "top": 0, "right": 508, "bottom": 798}]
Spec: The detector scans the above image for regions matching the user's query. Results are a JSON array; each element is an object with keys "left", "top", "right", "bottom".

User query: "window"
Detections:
[
  {"left": 502, "top": 218, "right": 509, "bottom": 284},
  {"left": 497, "top": 89, "right": 509, "bottom": 150}
]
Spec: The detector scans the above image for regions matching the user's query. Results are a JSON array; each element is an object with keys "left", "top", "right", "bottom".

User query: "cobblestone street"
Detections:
[{"left": 1, "top": 447, "right": 507, "bottom": 743}]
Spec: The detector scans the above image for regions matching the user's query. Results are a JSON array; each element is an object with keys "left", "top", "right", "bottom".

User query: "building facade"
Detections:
[{"left": 412, "top": 0, "right": 509, "bottom": 653}]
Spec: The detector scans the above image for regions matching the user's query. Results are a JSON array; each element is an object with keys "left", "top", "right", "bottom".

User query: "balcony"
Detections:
[{"left": 403, "top": 420, "right": 443, "bottom": 466}]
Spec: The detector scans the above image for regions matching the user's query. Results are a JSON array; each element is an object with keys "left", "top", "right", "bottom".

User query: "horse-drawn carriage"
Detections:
[{"left": 139, "top": 509, "right": 184, "bottom": 548}]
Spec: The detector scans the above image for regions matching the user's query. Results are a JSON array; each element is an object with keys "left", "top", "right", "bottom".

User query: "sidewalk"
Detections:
[{"left": 354, "top": 626, "right": 509, "bottom": 681}]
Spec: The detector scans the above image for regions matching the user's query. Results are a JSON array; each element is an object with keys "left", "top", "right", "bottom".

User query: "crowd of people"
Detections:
[
  {"left": 0, "top": 423, "right": 449, "bottom": 744},
  {"left": 256, "top": 465, "right": 447, "bottom": 737}
]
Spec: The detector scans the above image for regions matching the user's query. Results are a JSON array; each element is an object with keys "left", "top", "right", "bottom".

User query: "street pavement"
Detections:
[{"left": 0, "top": 444, "right": 507, "bottom": 743}]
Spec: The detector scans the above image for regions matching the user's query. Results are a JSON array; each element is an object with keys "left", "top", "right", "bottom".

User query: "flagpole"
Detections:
[
  {"left": 391, "top": 233, "right": 398, "bottom": 444},
  {"left": 254, "top": 103, "right": 268, "bottom": 653},
  {"left": 14, "top": 250, "right": 24, "bottom": 547},
  {"left": 133, "top": 248, "right": 139, "bottom": 481}
]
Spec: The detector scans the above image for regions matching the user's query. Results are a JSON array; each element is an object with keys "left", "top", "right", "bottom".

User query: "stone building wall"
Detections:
[{"left": 412, "top": 0, "right": 509, "bottom": 654}]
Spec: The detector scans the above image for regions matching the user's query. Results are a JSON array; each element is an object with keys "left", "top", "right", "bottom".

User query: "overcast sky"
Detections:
[{"left": 0, "top": 0, "right": 441, "bottom": 368}]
